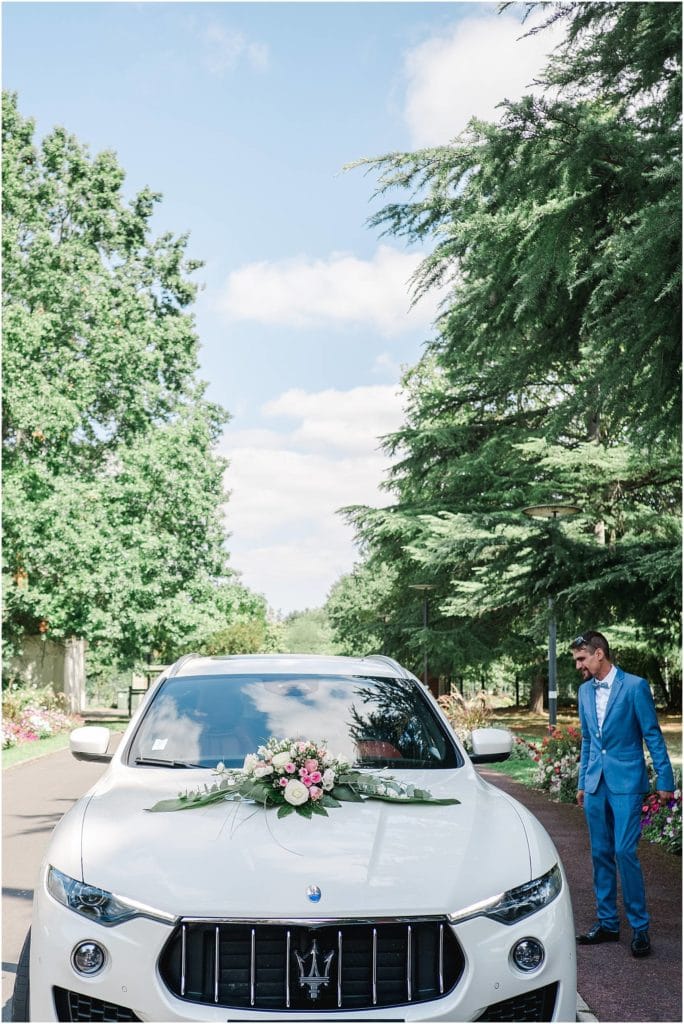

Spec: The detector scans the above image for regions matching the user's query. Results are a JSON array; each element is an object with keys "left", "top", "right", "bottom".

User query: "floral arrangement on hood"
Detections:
[{"left": 147, "top": 737, "right": 459, "bottom": 819}]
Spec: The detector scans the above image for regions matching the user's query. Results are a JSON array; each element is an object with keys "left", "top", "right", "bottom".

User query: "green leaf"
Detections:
[
  {"left": 330, "top": 784, "right": 364, "bottom": 803},
  {"left": 277, "top": 804, "right": 295, "bottom": 819}
]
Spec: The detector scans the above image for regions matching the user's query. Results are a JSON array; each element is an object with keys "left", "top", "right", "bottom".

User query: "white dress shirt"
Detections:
[{"left": 594, "top": 664, "right": 617, "bottom": 730}]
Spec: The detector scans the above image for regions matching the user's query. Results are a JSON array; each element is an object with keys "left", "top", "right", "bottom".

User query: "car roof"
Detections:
[{"left": 170, "top": 653, "right": 410, "bottom": 680}]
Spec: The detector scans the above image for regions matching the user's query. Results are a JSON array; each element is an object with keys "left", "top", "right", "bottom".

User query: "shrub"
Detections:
[
  {"left": 438, "top": 691, "right": 493, "bottom": 749},
  {"left": 2, "top": 685, "right": 82, "bottom": 749},
  {"left": 528, "top": 726, "right": 582, "bottom": 803},
  {"left": 640, "top": 766, "right": 682, "bottom": 855}
]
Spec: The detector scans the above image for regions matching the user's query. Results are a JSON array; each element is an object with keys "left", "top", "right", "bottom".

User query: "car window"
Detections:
[{"left": 127, "top": 674, "right": 461, "bottom": 769}]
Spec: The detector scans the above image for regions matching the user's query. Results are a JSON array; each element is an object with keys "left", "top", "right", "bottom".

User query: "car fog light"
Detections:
[
  {"left": 512, "top": 937, "right": 545, "bottom": 972},
  {"left": 72, "top": 941, "right": 106, "bottom": 975}
]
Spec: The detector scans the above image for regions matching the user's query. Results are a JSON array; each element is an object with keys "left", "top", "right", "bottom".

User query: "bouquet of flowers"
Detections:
[{"left": 148, "top": 737, "right": 459, "bottom": 819}]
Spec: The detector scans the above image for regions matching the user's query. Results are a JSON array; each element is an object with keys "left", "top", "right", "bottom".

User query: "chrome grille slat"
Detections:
[
  {"left": 250, "top": 927, "right": 256, "bottom": 1007},
  {"left": 160, "top": 917, "right": 464, "bottom": 1011},
  {"left": 180, "top": 923, "right": 186, "bottom": 997},
  {"left": 372, "top": 927, "right": 377, "bottom": 1006},
  {"left": 439, "top": 922, "right": 444, "bottom": 995},
  {"left": 337, "top": 929, "right": 343, "bottom": 1009},
  {"left": 214, "top": 926, "right": 219, "bottom": 1003},
  {"left": 407, "top": 923, "right": 412, "bottom": 1002}
]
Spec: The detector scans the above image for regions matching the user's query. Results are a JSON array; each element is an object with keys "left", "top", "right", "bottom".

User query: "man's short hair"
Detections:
[{"left": 570, "top": 630, "right": 610, "bottom": 659}]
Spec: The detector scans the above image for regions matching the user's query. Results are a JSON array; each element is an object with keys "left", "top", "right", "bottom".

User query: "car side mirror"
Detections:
[
  {"left": 70, "top": 726, "right": 113, "bottom": 763},
  {"left": 469, "top": 727, "right": 513, "bottom": 764}
]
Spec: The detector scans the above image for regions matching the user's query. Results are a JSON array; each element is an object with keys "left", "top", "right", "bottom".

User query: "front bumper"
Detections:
[{"left": 29, "top": 882, "right": 576, "bottom": 1021}]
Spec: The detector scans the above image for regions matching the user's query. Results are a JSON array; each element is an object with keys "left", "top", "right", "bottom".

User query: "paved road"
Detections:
[{"left": 1, "top": 744, "right": 119, "bottom": 1020}]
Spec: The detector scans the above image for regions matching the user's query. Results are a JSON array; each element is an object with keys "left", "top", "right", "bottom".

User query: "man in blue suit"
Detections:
[{"left": 571, "top": 630, "right": 675, "bottom": 958}]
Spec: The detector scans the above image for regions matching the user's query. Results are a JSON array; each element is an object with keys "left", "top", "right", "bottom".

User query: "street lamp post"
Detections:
[
  {"left": 522, "top": 504, "right": 581, "bottom": 730},
  {"left": 409, "top": 584, "right": 436, "bottom": 687}
]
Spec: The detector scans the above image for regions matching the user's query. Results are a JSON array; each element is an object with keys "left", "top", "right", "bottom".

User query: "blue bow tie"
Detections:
[{"left": 593, "top": 680, "right": 611, "bottom": 690}]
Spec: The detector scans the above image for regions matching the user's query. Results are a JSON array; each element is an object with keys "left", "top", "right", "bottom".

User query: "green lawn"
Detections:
[{"left": 2, "top": 731, "right": 73, "bottom": 768}]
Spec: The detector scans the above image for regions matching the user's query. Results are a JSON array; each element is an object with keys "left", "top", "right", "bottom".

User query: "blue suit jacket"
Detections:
[{"left": 577, "top": 667, "right": 675, "bottom": 795}]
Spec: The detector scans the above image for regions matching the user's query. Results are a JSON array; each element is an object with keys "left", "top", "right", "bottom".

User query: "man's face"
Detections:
[{"left": 572, "top": 645, "right": 604, "bottom": 680}]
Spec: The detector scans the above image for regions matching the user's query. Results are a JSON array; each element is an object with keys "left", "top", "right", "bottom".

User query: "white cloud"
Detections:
[
  {"left": 216, "top": 245, "right": 441, "bottom": 336},
  {"left": 263, "top": 385, "right": 404, "bottom": 454},
  {"left": 403, "top": 10, "right": 565, "bottom": 147},
  {"left": 230, "top": 532, "right": 358, "bottom": 615},
  {"left": 202, "top": 24, "right": 269, "bottom": 76},
  {"left": 221, "top": 383, "right": 404, "bottom": 612},
  {"left": 372, "top": 351, "right": 403, "bottom": 381}
]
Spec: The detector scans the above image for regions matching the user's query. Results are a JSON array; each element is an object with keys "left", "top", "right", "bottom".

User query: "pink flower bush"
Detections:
[{"left": 2, "top": 698, "right": 82, "bottom": 750}]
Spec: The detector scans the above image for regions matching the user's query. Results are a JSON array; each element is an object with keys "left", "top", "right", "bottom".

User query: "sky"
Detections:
[{"left": 3, "top": 1, "right": 564, "bottom": 614}]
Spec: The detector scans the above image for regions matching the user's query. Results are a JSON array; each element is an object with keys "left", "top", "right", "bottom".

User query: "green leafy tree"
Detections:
[
  {"left": 279, "top": 608, "right": 340, "bottom": 655},
  {"left": 338, "top": 2, "right": 681, "bottom": 706},
  {"left": 2, "top": 93, "right": 239, "bottom": 673},
  {"left": 199, "top": 585, "right": 284, "bottom": 656}
]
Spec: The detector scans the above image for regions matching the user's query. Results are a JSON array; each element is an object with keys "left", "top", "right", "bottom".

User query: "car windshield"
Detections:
[{"left": 127, "top": 673, "right": 460, "bottom": 770}]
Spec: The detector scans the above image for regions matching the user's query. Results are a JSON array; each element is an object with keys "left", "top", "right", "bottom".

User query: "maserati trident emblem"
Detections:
[
  {"left": 295, "top": 938, "right": 335, "bottom": 1001},
  {"left": 306, "top": 884, "right": 322, "bottom": 903}
]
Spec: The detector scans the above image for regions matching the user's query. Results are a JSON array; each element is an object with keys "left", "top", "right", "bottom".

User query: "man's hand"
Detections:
[
  {"left": 657, "top": 790, "right": 674, "bottom": 805},
  {"left": 577, "top": 789, "right": 584, "bottom": 807}
]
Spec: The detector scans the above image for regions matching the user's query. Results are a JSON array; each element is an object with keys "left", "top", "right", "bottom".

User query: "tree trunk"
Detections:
[{"left": 528, "top": 673, "right": 545, "bottom": 714}]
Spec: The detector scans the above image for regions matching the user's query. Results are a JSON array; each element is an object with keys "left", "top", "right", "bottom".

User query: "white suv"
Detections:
[{"left": 13, "top": 653, "right": 576, "bottom": 1021}]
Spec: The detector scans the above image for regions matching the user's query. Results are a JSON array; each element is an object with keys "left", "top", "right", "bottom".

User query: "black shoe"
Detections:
[
  {"left": 631, "top": 929, "right": 651, "bottom": 958},
  {"left": 576, "top": 923, "right": 620, "bottom": 944}
]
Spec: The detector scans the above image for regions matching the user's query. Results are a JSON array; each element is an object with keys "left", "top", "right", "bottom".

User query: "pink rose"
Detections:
[
  {"left": 304, "top": 759, "right": 319, "bottom": 773},
  {"left": 301, "top": 774, "right": 312, "bottom": 787},
  {"left": 309, "top": 786, "right": 323, "bottom": 800},
  {"left": 298, "top": 767, "right": 308, "bottom": 778},
  {"left": 285, "top": 763, "right": 296, "bottom": 773},
  {"left": 280, "top": 777, "right": 288, "bottom": 787},
  {"left": 309, "top": 771, "right": 322, "bottom": 784}
]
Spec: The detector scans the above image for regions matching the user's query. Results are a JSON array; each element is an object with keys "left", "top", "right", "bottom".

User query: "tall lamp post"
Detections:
[
  {"left": 522, "top": 504, "right": 581, "bottom": 730},
  {"left": 409, "top": 584, "right": 436, "bottom": 687}
]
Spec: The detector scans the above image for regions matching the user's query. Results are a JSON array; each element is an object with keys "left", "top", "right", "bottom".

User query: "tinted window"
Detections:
[{"left": 128, "top": 674, "right": 460, "bottom": 769}]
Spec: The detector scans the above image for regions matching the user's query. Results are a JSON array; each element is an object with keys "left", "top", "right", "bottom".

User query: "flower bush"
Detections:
[
  {"left": 526, "top": 726, "right": 582, "bottom": 804},
  {"left": 438, "top": 692, "right": 493, "bottom": 749},
  {"left": 2, "top": 685, "right": 82, "bottom": 749},
  {"left": 640, "top": 765, "right": 682, "bottom": 855}
]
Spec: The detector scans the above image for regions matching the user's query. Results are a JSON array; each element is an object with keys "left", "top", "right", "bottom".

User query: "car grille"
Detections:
[
  {"left": 159, "top": 918, "right": 464, "bottom": 1011},
  {"left": 53, "top": 987, "right": 141, "bottom": 1022},
  {"left": 475, "top": 982, "right": 559, "bottom": 1022}
]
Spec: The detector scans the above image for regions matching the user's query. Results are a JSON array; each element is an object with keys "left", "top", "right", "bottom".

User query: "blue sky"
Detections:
[{"left": 3, "top": 1, "right": 563, "bottom": 613}]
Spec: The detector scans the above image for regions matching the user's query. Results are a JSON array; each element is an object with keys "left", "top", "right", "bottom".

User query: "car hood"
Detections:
[{"left": 76, "top": 765, "right": 536, "bottom": 919}]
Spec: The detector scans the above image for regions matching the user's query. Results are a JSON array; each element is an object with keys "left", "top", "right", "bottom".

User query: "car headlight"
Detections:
[
  {"left": 47, "top": 866, "right": 175, "bottom": 927},
  {"left": 449, "top": 864, "right": 562, "bottom": 925}
]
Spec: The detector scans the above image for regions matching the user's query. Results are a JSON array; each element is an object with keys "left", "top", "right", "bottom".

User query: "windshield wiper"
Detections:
[{"left": 134, "top": 756, "right": 204, "bottom": 769}]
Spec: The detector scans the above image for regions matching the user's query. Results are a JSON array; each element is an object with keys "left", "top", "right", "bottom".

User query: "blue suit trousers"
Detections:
[{"left": 583, "top": 778, "right": 648, "bottom": 931}]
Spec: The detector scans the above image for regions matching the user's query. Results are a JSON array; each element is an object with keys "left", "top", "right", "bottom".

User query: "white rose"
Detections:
[
  {"left": 284, "top": 779, "right": 309, "bottom": 806},
  {"left": 243, "top": 754, "right": 259, "bottom": 774},
  {"left": 322, "top": 768, "right": 335, "bottom": 791},
  {"left": 272, "top": 751, "right": 291, "bottom": 770},
  {"left": 254, "top": 763, "right": 274, "bottom": 778}
]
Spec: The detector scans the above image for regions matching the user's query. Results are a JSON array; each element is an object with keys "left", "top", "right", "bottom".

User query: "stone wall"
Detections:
[{"left": 8, "top": 636, "right": 86, "bottom": 713}]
